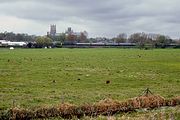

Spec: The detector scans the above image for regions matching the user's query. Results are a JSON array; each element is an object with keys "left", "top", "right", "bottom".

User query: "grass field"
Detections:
[{"left": 0, "top": 48, "right": 180, "bottom": 111}]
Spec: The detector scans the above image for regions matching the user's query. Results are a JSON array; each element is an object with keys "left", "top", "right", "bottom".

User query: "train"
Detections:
[{"left": 61, "top": 42, "right": 137, "bottom": 48}]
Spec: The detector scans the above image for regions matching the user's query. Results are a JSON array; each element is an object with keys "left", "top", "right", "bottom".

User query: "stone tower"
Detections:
[{"left": 50, "top": 25, "right": 56, "bottom": 36}]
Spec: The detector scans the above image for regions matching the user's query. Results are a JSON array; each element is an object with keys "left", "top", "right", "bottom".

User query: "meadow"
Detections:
[{"left": 0, "top": 48, "right": 180, "bottom": 111}]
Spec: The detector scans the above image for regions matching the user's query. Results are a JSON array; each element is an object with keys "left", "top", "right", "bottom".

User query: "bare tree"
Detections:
[
  {"left": 128, "top": 32, "right": 148, "bottom": 48},
  {"left": 114, "top": 33, "right": 127, "bottom": 43},
  {"left": 155, "top": 35, "right": 172, "bottom": 48}
]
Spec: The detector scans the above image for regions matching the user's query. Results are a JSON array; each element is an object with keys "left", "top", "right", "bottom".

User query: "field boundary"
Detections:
[{"left": 1, "top": 94, "right": 180, "bottom": 120}]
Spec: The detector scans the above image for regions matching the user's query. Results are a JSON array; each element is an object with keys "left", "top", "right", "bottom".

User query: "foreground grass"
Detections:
[
  {"left": 0, "top": 48, "right": 180, "bottom": 110},
  {"left": 34, "top": 106, "right": 180, "bottom": 120},
  {"left": 82, "top": 107, "right": 180, "bottom": 120}
]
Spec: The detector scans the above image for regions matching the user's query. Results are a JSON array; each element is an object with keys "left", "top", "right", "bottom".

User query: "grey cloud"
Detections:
[{"left": 0, "top": 0, "right": 180, "bottom": 38}]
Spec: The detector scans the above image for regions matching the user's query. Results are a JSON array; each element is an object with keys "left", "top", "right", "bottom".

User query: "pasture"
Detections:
[{"left": 0, "top": 48, "right": 180, "bottom": 111}]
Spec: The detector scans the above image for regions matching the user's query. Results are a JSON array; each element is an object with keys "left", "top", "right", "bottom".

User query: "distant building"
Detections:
[
  {"left": 66, "top": 27, "right": 73, "bottom": 34},
  {"left": 47, "top": 25, "right": 56, "bottom": 36},
  {"left": 65, "top": 27, "right": 88, "bottom": 43},
  {"left": 47, "top": 25, "right": 88, "bottom": 43}
]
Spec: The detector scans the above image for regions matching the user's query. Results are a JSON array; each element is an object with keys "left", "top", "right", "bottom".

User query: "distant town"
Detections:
[{"left": 0, "top": 25, "right": 180, "bottom": 49}]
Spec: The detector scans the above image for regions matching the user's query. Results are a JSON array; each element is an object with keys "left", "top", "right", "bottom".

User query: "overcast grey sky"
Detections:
[{"left": 0, "top": 0, "right": 180, "bottom": 38}]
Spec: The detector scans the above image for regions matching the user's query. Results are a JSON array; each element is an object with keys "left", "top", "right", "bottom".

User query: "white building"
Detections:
[{"left": 0, "top": 40, "right": 27, "bottom": 46}]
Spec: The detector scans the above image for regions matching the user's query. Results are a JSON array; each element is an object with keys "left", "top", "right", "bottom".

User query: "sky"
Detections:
[{"left": 0, "top": 0, "right": 180, "bottom": 38}]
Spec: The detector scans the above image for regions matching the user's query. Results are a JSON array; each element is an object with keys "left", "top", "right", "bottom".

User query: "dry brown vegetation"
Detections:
[{"left": 2, "top": 95, "right": 179, "bottom": 120}]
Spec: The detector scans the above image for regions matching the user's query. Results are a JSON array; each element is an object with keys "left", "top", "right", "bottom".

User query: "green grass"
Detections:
[{"left": 0, "top": 48, "right": 180, "bottom": 110}]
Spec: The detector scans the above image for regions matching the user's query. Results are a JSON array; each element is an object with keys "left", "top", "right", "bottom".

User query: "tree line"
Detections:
[
  {"left": 0, "top": 31, "right": 180, "bottom": 48},
  {"left": 113, "top": 32, "right": 180, "bottom": 48},
  {"left": 0, "top": 32, "right": 36, "bottom": 42}
]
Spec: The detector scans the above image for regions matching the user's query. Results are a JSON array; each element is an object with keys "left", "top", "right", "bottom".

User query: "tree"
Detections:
[
  {"left": 0, "top": 32, "right": 35, "bottom": 42},
  {"left": 59, "top": 33, "right": 66, "bottom": 43},
  {"left": 78, "top": 32, "right": 87, "bottom": 43},
  {"left": 177, "top": 39, "right": 180, "bottom": 45},
  {"left": 155, "top": 35, "right": 172, "bottom": 48},
  {"left": 66, "top": 34, "right": 77, "bottom": 44},
  {"left": 114, "top": 33, "right": 127, "bottom": 43},
  {"left": 128, "top": 32, "right": 148, "bottom": 48},
  {"left": 16, "top": 33, "right": 24, "bottom": 42},
  {"left": 35, "top": 36, "right": 53, "bottom": 48},
  {"left": 0, "top": 32, "right": 6, "bottom": 40},
  {"left": 4, "top": 32, "right": 16, "bottom": 41}
]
